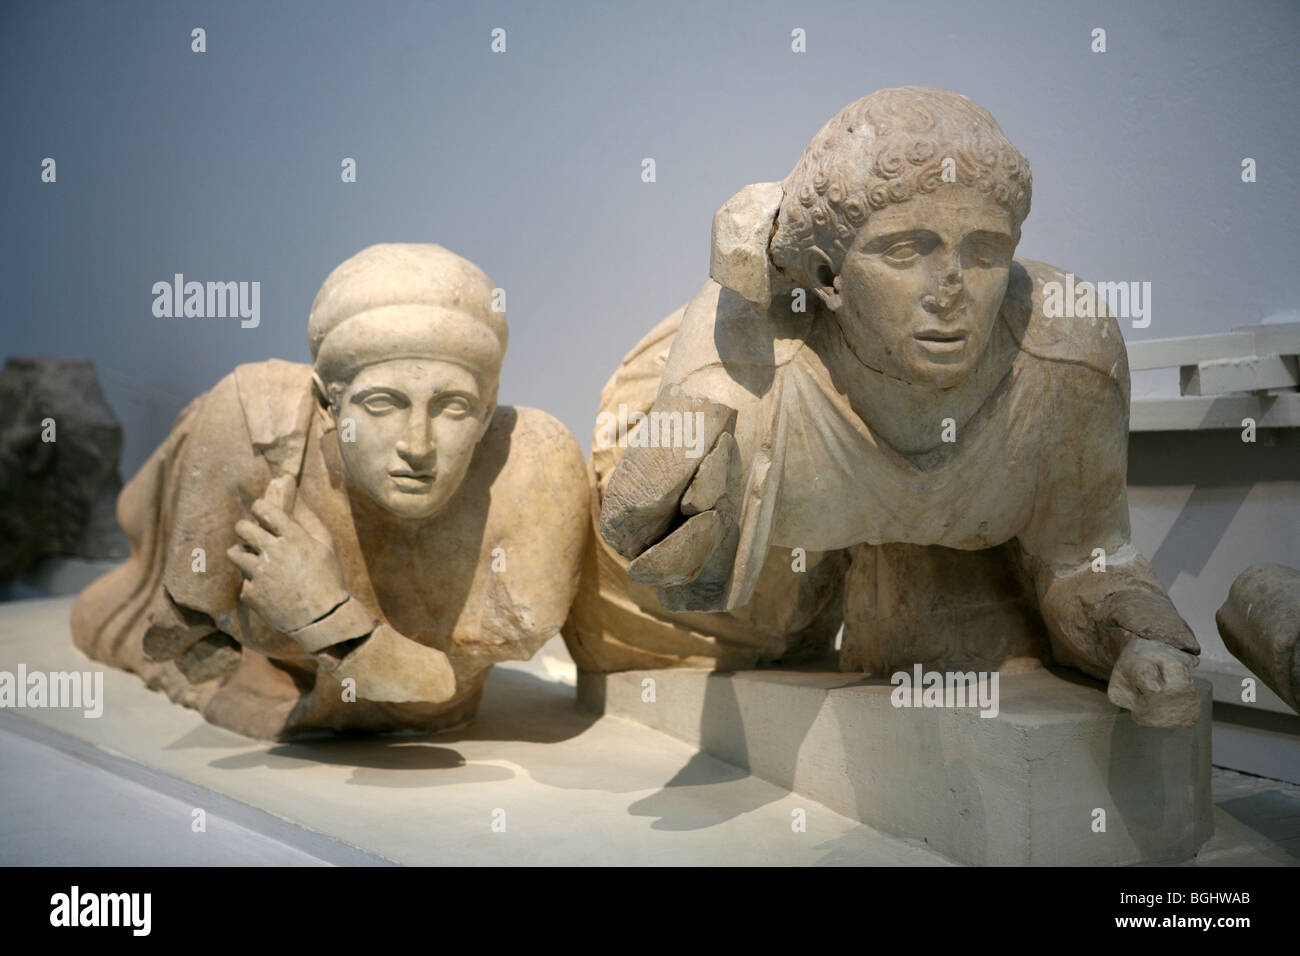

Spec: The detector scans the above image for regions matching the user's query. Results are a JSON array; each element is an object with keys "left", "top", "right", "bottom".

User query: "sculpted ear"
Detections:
[
  {"left": 310, "top": 371, "right": 331, "bottom": 408},
  {"left": 803, "top": 247, "right": 841, "bottom": 312}
]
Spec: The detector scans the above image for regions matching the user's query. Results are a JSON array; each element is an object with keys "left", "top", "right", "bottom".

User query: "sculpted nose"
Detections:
[
  {"left": 941, "top": 250, "right": 964, "bottom": 292},
  {"left": 923, "top": 255, "right": 963, "bottom": 315},
  {"left": 396, "top": 416, "right": 436, "bottom": 465}
]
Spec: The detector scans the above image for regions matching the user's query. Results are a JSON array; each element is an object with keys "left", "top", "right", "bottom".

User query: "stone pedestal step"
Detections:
[{"left": 580, "top": 665, "right": 1214, "bottom": 866}]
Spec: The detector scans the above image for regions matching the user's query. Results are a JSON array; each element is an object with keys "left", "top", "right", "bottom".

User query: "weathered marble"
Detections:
[
  {"left": 585, "top": 87, "right": 1202, "bottom": 728},
  {"left": 580, "top": 667, "right": 1215, "bottom": 866},
  {"left": 0, "top": 357, "right": 127, "bottom": 579},
  {"left": 72, "top": 244, "right": 589, "bottom": 738},
  {"left": 562, "top": 313, "right": 847, "bottom": 674},
  {"left": 1218, "top": 563, "right": 1300, "bottom": 714}
]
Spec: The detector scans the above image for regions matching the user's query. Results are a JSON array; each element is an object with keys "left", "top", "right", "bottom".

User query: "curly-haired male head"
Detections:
[{"left": 770, "top": 87, "right": 1031, "bottom": 290}]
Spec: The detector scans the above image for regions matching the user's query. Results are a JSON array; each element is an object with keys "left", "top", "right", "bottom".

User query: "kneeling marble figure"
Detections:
[
  {"left": 576, "top": 87, "right": 1202, "bottom": 729},
  {"left": 73, "top": 243, "right": 589, "bottom": 738}
]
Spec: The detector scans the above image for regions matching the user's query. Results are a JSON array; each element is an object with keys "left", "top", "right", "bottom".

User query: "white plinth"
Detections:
[
  {"left": 579, "top": 665, "right": 1216, "bottom": 866},
  {"left": 0, "top": 597, "right": 950, "bottom": 866}
]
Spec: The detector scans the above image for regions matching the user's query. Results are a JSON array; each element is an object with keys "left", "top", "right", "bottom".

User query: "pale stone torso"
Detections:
[
  {"left": 763, "top": 323, "right": 1046, "bottom": 553},
  {"left": 658, "top": 259, "right": 1132, "bottom": 608},
  {"left": 295, "top": 398, "right": 583, "bottom": 674},
  {"left": 151, "top": 361, "right": 586, "bottom": 690}
]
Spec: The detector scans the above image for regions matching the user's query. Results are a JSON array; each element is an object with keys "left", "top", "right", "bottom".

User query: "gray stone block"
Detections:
[{"left": 580, "top": 666, "right": 1214, "bottom": 865}]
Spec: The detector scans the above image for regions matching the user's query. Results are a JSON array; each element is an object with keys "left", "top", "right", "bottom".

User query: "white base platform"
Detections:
[
  {"left": 0, "top": 597, "right": 947, "bottom": 866},
  {"left": 0, "top": 597, "right": 1294, "bottom": 866},
  {"left": 579, "top": 664, "right": 1220, "bottom": 865}
]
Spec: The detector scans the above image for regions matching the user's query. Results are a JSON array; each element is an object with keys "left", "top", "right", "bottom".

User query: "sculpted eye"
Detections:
[
  {"left": 439, "top": 396, "right": 473, "bottom": 418},
  {"left": 882, "top": 241, "right": 924, "bottom": 264},
  {"left": 967, "top": 239, "right": 1007, "bottom": 267},
  {"left": 360, "top": 395, "right": 400, "bottom": 414}
]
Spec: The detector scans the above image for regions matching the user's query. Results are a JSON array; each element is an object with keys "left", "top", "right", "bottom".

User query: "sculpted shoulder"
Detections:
[
  {"left": 169, "top": 359, "right": 315, "bottom": 482},
  {"left": 229, "top": 359, "right": 316, "bottom": 444},
  {"left": 1005, "top": 258, "right": 1129, "bottom": 395},
  {"left": 475, "top": 405, "right": 589, "bottom": 532},
  {"left": 662, "top": 279, "right": 818, "bottom": 405}
]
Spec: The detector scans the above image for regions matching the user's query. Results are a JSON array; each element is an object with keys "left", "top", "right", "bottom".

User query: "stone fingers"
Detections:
[{"left": 599, "top": 384, "right": 738, "bottom": 558}]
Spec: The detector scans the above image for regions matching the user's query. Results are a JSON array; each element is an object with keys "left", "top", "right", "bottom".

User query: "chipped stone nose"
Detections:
[
  {"left": 922, "top": 263, "right": 964, "bottom": 315},
  {"left": 922, "top": 287, "right": 960, "bottom": 315}
]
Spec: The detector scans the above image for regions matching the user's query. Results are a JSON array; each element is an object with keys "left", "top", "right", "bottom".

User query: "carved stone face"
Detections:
[
  {"left": 831, "top": 183, "right": 1016, "bottom": 390},
  {"left": 331, "top": 358, "right": 489, "bottom": 520}
]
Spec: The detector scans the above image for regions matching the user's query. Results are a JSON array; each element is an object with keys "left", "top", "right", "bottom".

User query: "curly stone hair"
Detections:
[{"left": 769, "top": 87, "right": 1032, "bottom": 289}]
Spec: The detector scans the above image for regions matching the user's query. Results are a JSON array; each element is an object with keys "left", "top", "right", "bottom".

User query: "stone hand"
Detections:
[
  {"left": 1096, "top": 588, "right": 1201, "bottom": 728},
  {"left": 226, "top": 475, "right": 349, "bottom": 635},
  {"left": 624, "top": 428, "right": 742, "bottom": 588},
  {"left": 1107, "top": 638, "right": 1201, "bottom": 729},
  {"left": 599, "top": 384, "right": 741, "bottom": 592}
]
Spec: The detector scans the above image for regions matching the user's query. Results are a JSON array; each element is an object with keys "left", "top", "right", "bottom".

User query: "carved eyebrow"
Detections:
[
  {"left": 431, "top": 390, "right": 478, "bottom": 407},
  {"left": 965, "top": 229, "right": 1015, "bottom": 246},
  {"left": 863, "top": 229, "right": 938, "bottom": 250},
  {"left": 862, "top": 228, "right": 1014, "bottom": 252},
  {"left": 351, "top": 386, "right": 409, "bottom": 404}
]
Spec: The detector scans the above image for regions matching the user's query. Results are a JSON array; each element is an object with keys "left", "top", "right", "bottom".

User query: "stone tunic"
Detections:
[
  {"left": 71, "top": 360, "right": 588, "bottom": 738},
  {"left": 579, "top": 259, "right": 1197, "bottom": 678}
]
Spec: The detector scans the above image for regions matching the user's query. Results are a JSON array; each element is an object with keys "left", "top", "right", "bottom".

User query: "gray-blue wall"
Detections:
[{"left": 4, "top": 0, "right": 1297, "bottom": 472}]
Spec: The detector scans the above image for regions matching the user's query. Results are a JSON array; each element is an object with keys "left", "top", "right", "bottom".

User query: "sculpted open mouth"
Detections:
[
  {"left": 389, "top": 470, "right": 437, "bottom": 492},
  {"left": 914, "top": 330, "right": 969, "bottom": 353}
]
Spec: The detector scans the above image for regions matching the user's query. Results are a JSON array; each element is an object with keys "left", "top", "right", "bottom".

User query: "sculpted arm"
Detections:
[
  {"left": 1016, "top": 367, "right": 1201, "bottom": 727},
  {"left": 598, "top": 288, "right": 765, "bottom": 612},
  {"left": 227, "top": 476, "right": 456, "bottom": 704},
  {"left": 285, "top": 598, "right": 457, "bottom": 706}
]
